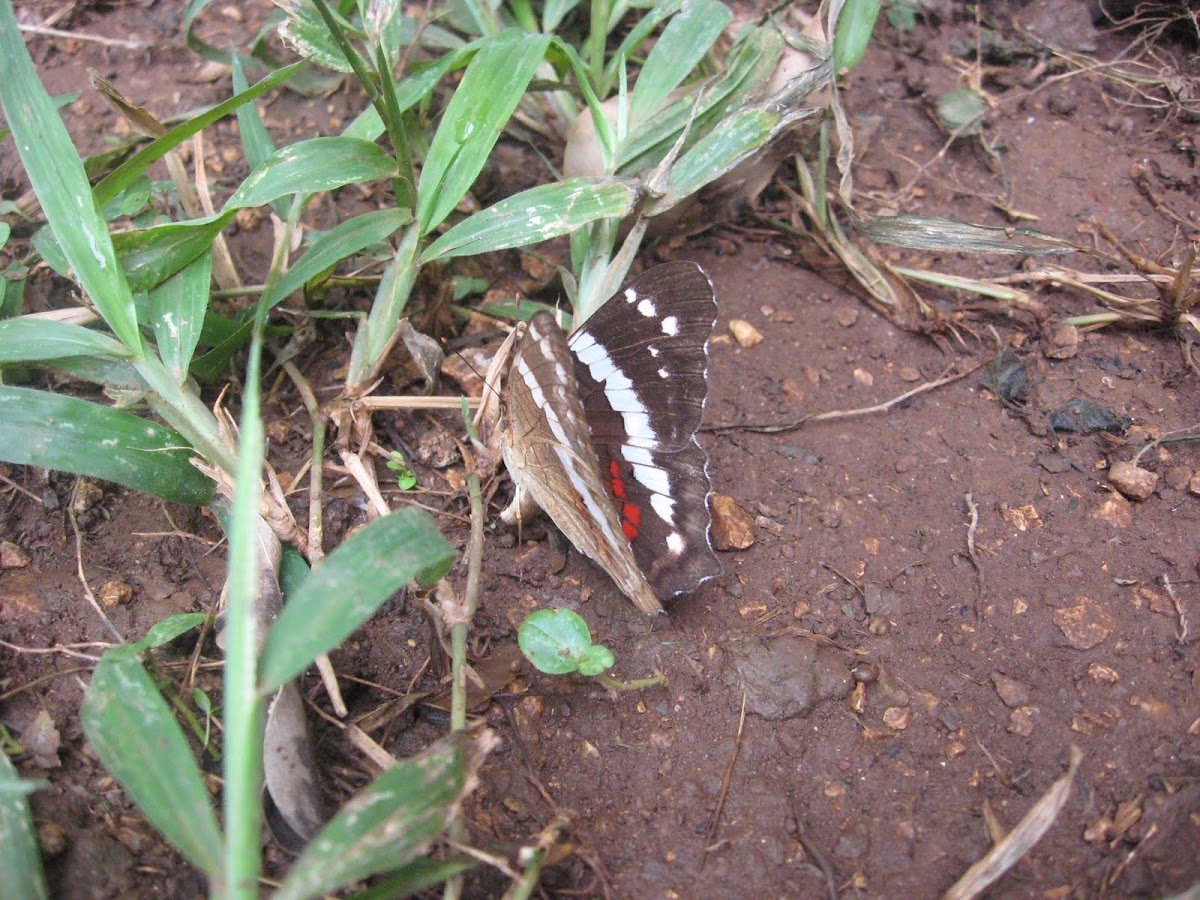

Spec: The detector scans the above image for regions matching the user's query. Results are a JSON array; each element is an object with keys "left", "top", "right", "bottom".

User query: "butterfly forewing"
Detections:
[{"left": 569, "top": 261, "right": 720, "bottom": 600}]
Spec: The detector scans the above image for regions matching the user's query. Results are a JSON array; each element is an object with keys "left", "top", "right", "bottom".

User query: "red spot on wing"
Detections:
[
  {"left": 622, "top": 502, "right": 642, "bottom": 540},
  {"left": 610, "top": 460, "right": 640, "bottom": 541},
  {"left": 609, "top": 460, "right": 627, "bottom": 499}
]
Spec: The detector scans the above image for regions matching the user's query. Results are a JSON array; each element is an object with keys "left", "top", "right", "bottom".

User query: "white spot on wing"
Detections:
[
  {"left": 658, "top": 367, "right": 669, "bottom": 379},
  {"left": 637, "top": 298, "right": 656, "bottom": 317},
  {"left": 666, "top": 533, "right": 684, "bottom": 554},
  {"left": 648, "top": 345, "right": 660, "bottom": 358},
  {"left": 623, "top": 288, "right": 637, "bottom": 304},
  {"left": 661, "top": 316, "right": 679, "bottom": 336},
  {"left": 632, "top": 462, "right": 671, "bottom": 499},
  {"left": 651, "top": 493, "right": 677, "bottom": 526}
]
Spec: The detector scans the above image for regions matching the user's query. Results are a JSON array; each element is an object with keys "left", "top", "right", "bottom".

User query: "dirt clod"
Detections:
[
  {"left": 719, "top": 635, "right": 853, "bottom": 720},
  {"left": 709, "top": 494, "right": 756, "bottom": 550},
  {"left": 728, "top": 319, "right": 764, "bottom": 348},
  {"left": 1108, "top": 461, "right": 1159, "bottom": 500},
  {"left": 98, "top": 580, "right": 133, "bottom": 607},
  {"left": 991, "top": 672, "right": 1031, "bottom": 708},
  {"left": 1053, "top": 597, "right": 1117, "bottom": 650},
  {"left": 0, "top": 541, "right": 31, "bottom": 569}
]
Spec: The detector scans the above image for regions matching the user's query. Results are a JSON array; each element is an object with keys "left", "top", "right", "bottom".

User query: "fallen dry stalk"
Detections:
[{"left": 943, "top": 745, "right": 1083, "bottom": 900}]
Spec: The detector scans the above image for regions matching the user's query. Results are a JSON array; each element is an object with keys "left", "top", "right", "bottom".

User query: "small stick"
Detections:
[
  {"left": 708, "top": 365, "right": 979, "bottom": 435},
  {"left": 19, "top": 23, "right": 150, "bottom": 50},
  {"left": 704, "top": 686, "right": 748, "bottom": 861},
  {"left": 791, "top": 800, "right": 838, "bottom": 900},
  {"left": 67, "top": 483, "right": 124, "bottom": 644},
  {"left": 1160, "top": 574, "right": 1190, "bottom": 644}
]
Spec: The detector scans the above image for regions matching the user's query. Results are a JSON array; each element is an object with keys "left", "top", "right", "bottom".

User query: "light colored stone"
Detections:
[
  {"left": 729, "top": 319, "right": 764, "bottom": 348},
  {"left": 1053, "top": 596, "right": 1116, "bottom": 650},
  {"left": 1108, "top": 461, "right": 1158, "bottom": 500},
  {"left": 710, "top": 494, "right": 756, "bottom": 550}
]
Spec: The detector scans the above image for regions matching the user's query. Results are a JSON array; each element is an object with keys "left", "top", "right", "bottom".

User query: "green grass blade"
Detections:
[
  {"left": 273, "top": 734, "right": 479, "bottom": 900},
  {"left": 832, "top": 0, "right": 881, "bottom": 73},
  {"left": 0, "top": 0, "right": 141, "bottom": 354},
  {"left": 0, "top": 750, "right": 49, "bottom": 900},
  {"left": 0, "top": 320, "right": 131, "bottom": 364},
  {"left": 629, "top": 0, "right": 731, "bottom": 128},
  {"left": 658, "top": 105, "right": 805, "bottom": 205},
  {"left": 224, "top": 137, "right": 398, "bottom": 211},
  {"left": 542, "top": 0, "right": 581, "bottom": 33},
  {"left": 350, "top": 857, "right": 477, "bottom": 900},
  {"left": 600, "top": 1, "right": 684, "bottom": 95},
  {"left": 258, "top": 507, "right": 455, "bottom": 694},
  {"left": 420, "top": 177, "right": 639, "bottom": 263},
  {"left": 80, "top": 651, "right": 223, "bottom": 882},
  {"left": 92, "top": 60, "right": 308, "bottom": 208},
  {"left": 111, "top": 213, "right": 234, "bottom": 295},
  {"left": 0, "top": 386, "right": 215, "bottom": 505},
  {"left": 416, "top": 30, "right": 551, "bottom": 234},
  {"left": 261, "top": 208, "right": 412, "bottom": 309},
  {"left": 147, "top": 251, "right": 212, "bottom": 383}
]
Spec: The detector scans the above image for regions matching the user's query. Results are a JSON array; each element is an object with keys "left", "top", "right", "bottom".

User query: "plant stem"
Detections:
[{"left": 597, "top": 672, "right": 666, "bottom": 692}]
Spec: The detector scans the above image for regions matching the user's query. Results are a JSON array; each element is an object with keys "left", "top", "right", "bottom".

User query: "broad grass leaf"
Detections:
[
  {"left": 80, "top": 653, "right": 223, "bottom": 880},
  {"left": 148, "top": 251, "right": 212, "bottom": 383},
  {"left": 421, "top": 177, "right": 639, "bottom": 263},
  {"left": 274, "top": 733, "right": 485, "bottom": 900},
  {"left": 416, "top": 30, "right": 551, "bottom": 234},
  {"left": 258, "top": 507, "right": 455, "bottom": 693},
  {"left": 0, "top": 386, "right": 215, "bottom": 505},
  {"left": 859, "top": 214, "right": 1078, "bottom": 255},
  {"left": 0, "top": 751, "right": 48, "bottom": 900},
  {"left": 0, "top": 0, "right": 141, "bottom": 353},
  {"left": 224, "top": 137, "right": 397, "bottom": 211},
  {"left": 93, "top": 60, "right": 308, "bottom": 209},
  {"left": 0, "top": 320, "right": 131, "bottom": 364},
  {"left": 629, "top": 0, "right": 731, "bottom": 129},
  {"left": 832, "top": 0, "right": 881, "bottom": 73},
  {"left": 113, "top": 213, "right": 235, "bottom": 295}
]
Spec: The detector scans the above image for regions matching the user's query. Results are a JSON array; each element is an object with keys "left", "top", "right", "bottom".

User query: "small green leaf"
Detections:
[
  {"left": 274, "top": 734, "right": 478, "bottom": 900},
  {"left": 121, "top": 612, "right": 208, "bottom": 657},
  {"left": 0, "top": 386, "right": 215, "bottom": 505},
  {"left": 224, "top": 137, "right": 398, "bottom": 211},
  {"left": 0, "top": 750, "right": 48, "bottom": 900},
  {"left": 937, "top": 87, "right": 986, "bottom": 137},
  {"left": 258, "top": 507, "right": 455, "bottom": 693},
  {"left": 147, "top": 251, "right": 212, "bottom": 383},
  {"left": 81, "top": 653, "right": 223, "bottom": 880},
  {"left": 577, "top": 644, "right": 615, "bottom": 677},
  {"left": 113, "top": 213, "right": 235, "bottom": 295},
  {"left": 517, "top": 608, "right": 596, "bottom": 675}
]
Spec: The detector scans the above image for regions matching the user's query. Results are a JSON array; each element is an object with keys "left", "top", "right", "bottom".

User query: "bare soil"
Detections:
[{"left": 3, "top": 1, "right": 1198, "bottom": 897}]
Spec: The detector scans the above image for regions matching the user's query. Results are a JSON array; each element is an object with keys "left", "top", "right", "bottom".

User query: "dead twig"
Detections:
[
  {"left": 791, "top": 798, "right": 838, "bottom": 900},
  {"left": 943, "top": 746, "right": 1083, "bottom": 900},
  {"left": 703, "top": 686, "right": 748, "bottom": 863},
  {"left": 707, "top": 363, "right": 980, "bottom": 435},
  {"left": 1159, "top": 574, "right": 1191, "bottom": 644}
]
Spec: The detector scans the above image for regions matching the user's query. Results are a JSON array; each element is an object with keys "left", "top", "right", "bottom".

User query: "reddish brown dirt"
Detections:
[{"left": 3, "top": 1, "right": 1198, "bottom": 898}]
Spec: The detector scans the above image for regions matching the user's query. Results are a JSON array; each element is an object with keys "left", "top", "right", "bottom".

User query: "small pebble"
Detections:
[{"left": 728, "top": 319, "right": 764, "bottom": 348}]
